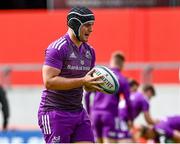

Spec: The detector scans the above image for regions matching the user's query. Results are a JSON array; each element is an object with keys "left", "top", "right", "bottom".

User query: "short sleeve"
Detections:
[
  {"left": 142, "top": 98, "right": 150, "bottom": 112},
  {"left": 44, "top": 42, "right": 67, "bottom": 70}
]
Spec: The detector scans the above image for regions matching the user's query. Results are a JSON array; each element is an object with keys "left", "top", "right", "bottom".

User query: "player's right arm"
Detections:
[
  {"left": 143, "top": 111, "right": 157, "bottom": 125},
  {"left": 43, "top": 65, "right": 103, "bottom": 91},
  {"left": 142, "top": 100, "right": 158, "bottom": 125}
]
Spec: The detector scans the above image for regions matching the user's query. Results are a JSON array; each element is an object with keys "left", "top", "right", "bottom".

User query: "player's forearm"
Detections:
[
  {"left": 144, "top": 112, "right": 156, "bottom": 125},
  {"left": 146, "top": 118, "right": 156, "bottom": 125},
  {"left": 44, "top": 76, "right": 85, "bottom": 90}
]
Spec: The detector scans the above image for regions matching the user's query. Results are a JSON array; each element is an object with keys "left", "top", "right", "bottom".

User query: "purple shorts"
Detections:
[
  {"left": 91, "top": 111, "right": 119, "bottom": 139},
  {"left": 38, "top": 108, "right": 94, "bottom": 143}
]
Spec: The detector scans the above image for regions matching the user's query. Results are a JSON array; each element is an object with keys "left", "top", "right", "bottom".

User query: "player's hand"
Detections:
[
  {"left": 84, "top": 85, "right": 103, "bottom": 92},
  {"left": 155, "top": 119, "right": 161, "bottom": 124},
  {"left": 127, "top": 120, "right": 134, "bottom": 129},
  {"left": 83, "top": 69, "right": 104, "bottom": 91}
]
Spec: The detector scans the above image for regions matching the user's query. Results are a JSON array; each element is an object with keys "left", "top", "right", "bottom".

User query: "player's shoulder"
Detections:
[
  {"left": 132, "top": 92, "right": 147, "bottom": 104},
  {"left": 83, "top": 43, "right": 95, "bottom": 59},
  {"left": 118, "top": 74, "right": 128, "bottom": 84},
  {"left": 48, "top": 35, "right": 68, "bottom": 51},
  {"left": 140, "top": 92, "right": 149, "bottom": 103},
  {"left": 135, "top": 91, "right": 143, "bottom": 98},
  {"left": 84, "top": 43, "right": 95, "bottom": 51}
]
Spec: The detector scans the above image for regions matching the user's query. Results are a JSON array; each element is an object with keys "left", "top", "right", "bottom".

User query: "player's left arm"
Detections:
[
  {"left": 84, "top": 85, "right": 100, "bottom": 92},
  {"left": 84, "top": 46, "right": 99, "bottom": 92}
]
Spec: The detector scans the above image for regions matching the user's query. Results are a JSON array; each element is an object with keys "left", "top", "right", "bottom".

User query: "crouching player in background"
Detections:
[
  {"left": 141, "top": 115, "right": 180, "bottom": 143},
  {"left": 118, "top": 83, "right": 158, "bottom": 142},
  {"left": 85, "top": 52, "right": 133, "bottom": 143}
]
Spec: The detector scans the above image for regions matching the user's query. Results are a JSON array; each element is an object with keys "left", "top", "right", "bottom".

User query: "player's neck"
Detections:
[
  {"left": 67, "top": 29, "right": 82, "bottom": 48},
  {"left": 110, "top": 64, "right": 121, "bottom": 71},
  {"left": 144, "top": 94, "right": 150, "bottom": 100}
]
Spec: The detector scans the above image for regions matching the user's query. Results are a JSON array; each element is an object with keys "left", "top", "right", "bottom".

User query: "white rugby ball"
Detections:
[{"left": 92, "top": 65, "right": 119, "bottom": 94}]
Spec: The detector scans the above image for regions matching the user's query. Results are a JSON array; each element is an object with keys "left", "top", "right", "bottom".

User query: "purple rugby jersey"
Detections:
[
  {"left": 39, "top": 33, "right": 95, "bottom": 111},
  {"left": 154, "top": 116, "right": 180, "bottom": 138},
  {"left": 119, "top": 91, "right": 149, "bottom": 121},
  {"left": 92, "top": 68, "right": 132, "bottom": 117}
]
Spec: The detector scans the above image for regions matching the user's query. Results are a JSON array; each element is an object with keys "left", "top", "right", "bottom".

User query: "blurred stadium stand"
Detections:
[
  {"left": 50, "top": 0, "right": 180, "bottom": 8},
  {"left": 51, "top": 0, "right": 168, "bottom": 8},
  {"left": 0, "top": 0, "right": 180, "bottom": 9},
  {"left": 0, "top": 0, "right": 46, "bottom": 9}
]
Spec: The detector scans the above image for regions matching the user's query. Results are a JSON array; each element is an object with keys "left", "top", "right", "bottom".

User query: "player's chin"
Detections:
[
  {"left": 83, "top": 37, "right": 89, "bottom": 42},
  {"left": 82, "top": 36, "right": 89, "bottom": 42}
]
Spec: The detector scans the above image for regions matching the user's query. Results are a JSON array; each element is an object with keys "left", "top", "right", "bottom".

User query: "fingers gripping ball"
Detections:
[{"left": 92, "top": 65, "right": 119, "bottom": 94}]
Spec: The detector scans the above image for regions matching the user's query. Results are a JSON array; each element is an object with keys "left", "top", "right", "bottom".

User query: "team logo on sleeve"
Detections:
[{"left": 85, "top": 51, "right": 91, "bottom": 59}]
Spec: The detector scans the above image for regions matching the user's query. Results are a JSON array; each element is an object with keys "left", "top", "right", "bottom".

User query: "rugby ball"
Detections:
[{"left": 92, "top": 65, "right": 119, "bottom": 94}]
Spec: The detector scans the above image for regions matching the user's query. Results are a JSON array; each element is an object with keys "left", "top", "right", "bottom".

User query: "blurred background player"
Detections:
[
  {"left": 0, "top": 85, "right": 9, "bottom": 131},
  {"left": 85, "top": 51, "right": 133, "bottom": 143},
  {"left": 0, "top": 68, "right": 11, "bottom": 131},
  {"left": 141, "top": 115, "right": 180, "bottom": 143},
  {"left": 118, "top": 84, "right": 157, "bottom": 142},
  {"left": 38, "top": 6, "right": 104, "bottom": 143},
  {"left": 128, "top": 78, "right": 140, "bottom": 93}
]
